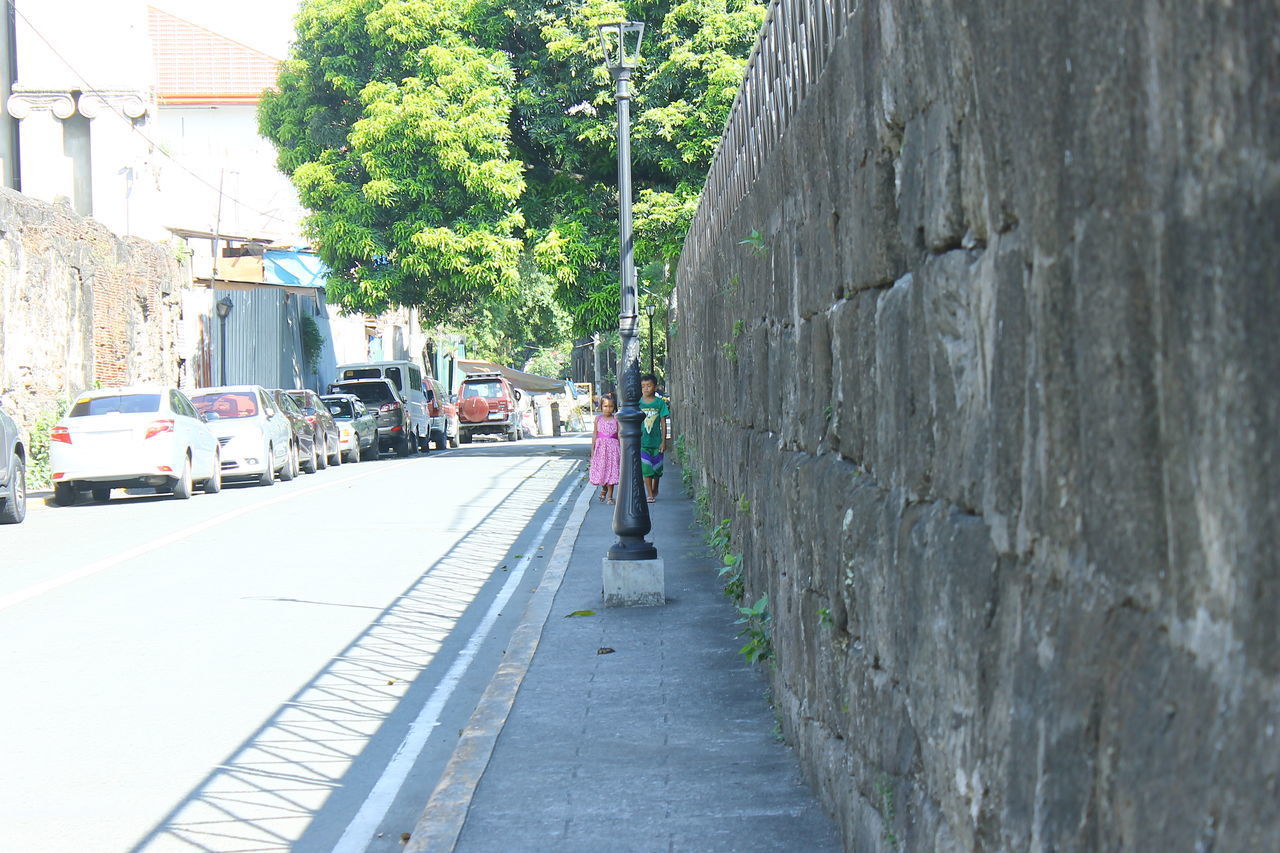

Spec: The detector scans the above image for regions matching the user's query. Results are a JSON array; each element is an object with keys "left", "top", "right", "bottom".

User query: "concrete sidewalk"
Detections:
[{"left": 409, "top": 463, "right": 840, "bottom": 852}]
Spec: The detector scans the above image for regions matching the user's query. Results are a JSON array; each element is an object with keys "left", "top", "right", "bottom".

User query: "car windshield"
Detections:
[
  {"left": 191, "top": 392, "right": 259, "bottom": 419},
  {"left": 325, "top": 400, "right": 355, "bottom": 419},
  {"left": 337, "top": 383, "right": 395, "bottom": 406},
  {"left": 70, "top": 394, "right": 161, "bottom": 416},
  {"left": 462, "top": 380, "right": 503, "bottom": 399}
]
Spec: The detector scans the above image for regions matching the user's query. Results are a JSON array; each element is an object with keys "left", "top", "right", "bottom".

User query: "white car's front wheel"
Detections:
[
  {"left": 258, "top": 443, "right": 276, "bottom": 487},
  {"left": 204, "top": 454, "right": 222, "bottom": 494}
]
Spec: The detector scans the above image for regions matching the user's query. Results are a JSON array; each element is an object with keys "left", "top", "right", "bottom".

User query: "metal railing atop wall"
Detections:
[{"left": 681, "top": 0, "right": 857, "bottom": 273}]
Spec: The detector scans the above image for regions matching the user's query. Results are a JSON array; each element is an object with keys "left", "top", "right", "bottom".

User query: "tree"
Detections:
[
  {"left": 442, "top": 255, "right": 575, "bottom": 370},
  {"left": 262, "top": 0, "right": 766, "bottom": 334}
]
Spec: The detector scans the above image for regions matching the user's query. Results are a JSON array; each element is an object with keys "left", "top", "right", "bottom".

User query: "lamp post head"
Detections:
[
  {"left": 597, "top": 21, "right": 644, "bottom": 75},
  {"left": 645, "top": 303, "right": 656, "bottom": 318},
  {"left": 216, "top": 296, "right": 234, "bottom": 319}
]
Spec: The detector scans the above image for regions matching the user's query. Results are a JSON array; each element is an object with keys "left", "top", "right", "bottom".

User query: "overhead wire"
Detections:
[{"left": 3, "top": 0, "right": 296, "bottom": 231}]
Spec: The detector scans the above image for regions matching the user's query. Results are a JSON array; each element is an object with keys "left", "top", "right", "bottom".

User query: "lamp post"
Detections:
[
  {"left": 599, "top": 21, "right": 656, "bottom": 562},
  {"left": 216, "top": 296, "right": 234, "bottom": 385},
  {"left": 645, "top": 302, "right": 656, "bottom": 377}
]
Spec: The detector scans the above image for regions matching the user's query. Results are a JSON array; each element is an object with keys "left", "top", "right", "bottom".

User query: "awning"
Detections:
[{"left": 457, "top": 359, "right": 569, "bottom": 394}]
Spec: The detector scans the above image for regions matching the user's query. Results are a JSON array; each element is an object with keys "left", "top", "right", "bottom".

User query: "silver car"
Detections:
[
  {"left": 191, "top": 385, "right": 297, "bottom": 485},
  {"left": 320, "top": 393, "right": 378, "bottom": 462},
  {"left": 0, "top": 400, "right": 26, "bottom": 523}
]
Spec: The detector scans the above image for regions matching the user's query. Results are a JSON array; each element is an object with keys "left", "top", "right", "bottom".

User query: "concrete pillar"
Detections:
[
  {"left": 78, "top": 90, "right": 150, "bottom": 236},
  {"left": 6, "top": 88, "right": 75, "bottom": 204}
]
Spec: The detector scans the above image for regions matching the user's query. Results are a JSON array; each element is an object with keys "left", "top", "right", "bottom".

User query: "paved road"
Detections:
[{"left": 0, "top": 437, "right": 587, "bottom": 853}]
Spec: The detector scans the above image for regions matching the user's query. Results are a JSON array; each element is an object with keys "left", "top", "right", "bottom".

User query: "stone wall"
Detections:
[
  {"left": 0, "top": 188, "right": 187, "bottom": 433},
  {"left": 671, "top": 1, "right": 1278, "bottom": 850}
]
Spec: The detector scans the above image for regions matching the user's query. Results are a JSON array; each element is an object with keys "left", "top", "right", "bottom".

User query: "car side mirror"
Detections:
[{"left": 202, "top": 412, "right": 217, "bottom": 422}]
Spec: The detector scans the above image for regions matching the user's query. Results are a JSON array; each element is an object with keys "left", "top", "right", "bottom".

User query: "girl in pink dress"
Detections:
[{"left": 589, "top": 396, "right": 621, "bottom": 503}]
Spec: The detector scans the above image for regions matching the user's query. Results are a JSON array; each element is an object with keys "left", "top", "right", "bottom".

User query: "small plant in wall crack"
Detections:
[
  {"left": 693, "top": 487, "right": 711, "bottom": 526},
  {"left": 818, "top": 607, "right": 833, "bottom": 628},
  {"left": 706, "top": 518, "right": 732, "bottom": 557},
  {"left": 736, "top": 594, "right": 772, "bottom": 664},
  {"left": 877, "top": 775, "right": 899, "bottom": 851},
  {"left": 720, "top": 320, "right": 744, "bottom": 363},
  {"left": 718, "top": 553, "right": 745, "bottom": 601},
  {"left": 739, "top": 229, "right": 770, "bottom": 256}
]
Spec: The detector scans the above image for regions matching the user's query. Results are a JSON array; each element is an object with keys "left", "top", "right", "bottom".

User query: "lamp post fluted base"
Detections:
[{"left": 607, "top": 538, "right": 658, "bottom": 561}]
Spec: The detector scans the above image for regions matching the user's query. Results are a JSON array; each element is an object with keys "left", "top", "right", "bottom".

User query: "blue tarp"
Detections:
[{"left": 264, "top": 249, "right": 327, "bottom": 288}]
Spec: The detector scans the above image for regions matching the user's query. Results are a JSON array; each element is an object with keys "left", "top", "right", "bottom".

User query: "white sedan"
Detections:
[
  {"left": 49, "top": 386, "right": 222, "bottom": 505},
  {"left": 189, "top": 385, "right": 297, "bottom": 485}
]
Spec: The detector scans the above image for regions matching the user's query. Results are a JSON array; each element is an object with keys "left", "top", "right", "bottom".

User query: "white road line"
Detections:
[
  {"left": 0, "top": 460, "right": 414, "bottom": 615},
  {"left": 330, "top": 465, "right": 582, "bottom": 853}
]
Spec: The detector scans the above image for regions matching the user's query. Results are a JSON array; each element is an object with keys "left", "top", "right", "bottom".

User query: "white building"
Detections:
[{"left": 2, "top": 1, "right": 305, "bottom": 243}]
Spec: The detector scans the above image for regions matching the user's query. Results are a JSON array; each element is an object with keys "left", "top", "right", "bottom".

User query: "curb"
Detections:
[
  {"left": 404, "top": 477, "right": 595, "bottom": 853},
  {"left": 23, "top": 489, "right": 53, "bottom": 513}
]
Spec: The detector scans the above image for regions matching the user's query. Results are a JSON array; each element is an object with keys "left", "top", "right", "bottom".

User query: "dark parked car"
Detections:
[
  {"left": 285, "top": 389, "right": 342, "bottom": 468},
  {"left": 0, "top": 400, "right": 26, "bottom": 524},
  {"left": 328, "top": 379, "right": 414, "bottom": 457},
  {"left": 320, "top": 393, "right": 378, "bottom": 462},
  {"left": 270, "top": 389, "right": 319, "bottom": 474}
]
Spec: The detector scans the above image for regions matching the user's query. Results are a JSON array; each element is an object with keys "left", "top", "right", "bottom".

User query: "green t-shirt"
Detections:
[{"left": 639, "top": 396, "right": 670, "bottom": 448}]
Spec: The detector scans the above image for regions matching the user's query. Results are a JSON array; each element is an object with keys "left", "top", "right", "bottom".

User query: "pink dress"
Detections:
[{"left": 589, "top": 415, "right": 621, "bottom": 485}]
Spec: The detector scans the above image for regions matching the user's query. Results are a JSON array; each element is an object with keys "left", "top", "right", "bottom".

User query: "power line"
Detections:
[{"left": 4, "top": 0, "right": 296, "bottom": 230}]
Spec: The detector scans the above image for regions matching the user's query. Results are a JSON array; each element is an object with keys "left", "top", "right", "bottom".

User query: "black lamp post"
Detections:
[
  {"left": 216, "top": 295, "right": 234, "bottom": 385},
  {"left": 598, "top": 21, "right": 656, "bottom": 561},
  {"left": 645, "top": 302, "right": 656, "bottom": 377}
]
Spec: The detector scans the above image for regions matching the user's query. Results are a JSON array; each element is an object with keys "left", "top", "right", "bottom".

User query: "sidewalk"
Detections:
[{"left": 408, "top": 462, "right": 841, "bottom": 852}]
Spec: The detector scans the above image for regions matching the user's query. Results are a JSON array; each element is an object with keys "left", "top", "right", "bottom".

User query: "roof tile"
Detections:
[{"left": 148, "top": 6, "right": 282, "bottom": 104}]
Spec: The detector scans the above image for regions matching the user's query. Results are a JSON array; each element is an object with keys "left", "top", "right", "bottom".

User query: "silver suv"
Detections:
[{"left": 0, "top": 400, "right": 27, "bottom": 524}]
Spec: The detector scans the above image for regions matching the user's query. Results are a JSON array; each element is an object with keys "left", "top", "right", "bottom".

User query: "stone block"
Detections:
[
  {"left": 669, "top": 1, "right": 1279, "bottom": 849},
  {"left": 602, "top": 558, "right": 665, "bottom": 608}
]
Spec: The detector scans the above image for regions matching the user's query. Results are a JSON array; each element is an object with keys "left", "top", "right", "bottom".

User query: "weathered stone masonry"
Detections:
[
  {"left": 0, "top": 188, "right": 186, "bottom": 430},
  {"left": 671, "top": 1, "right": 1278, "bottom": 850}
]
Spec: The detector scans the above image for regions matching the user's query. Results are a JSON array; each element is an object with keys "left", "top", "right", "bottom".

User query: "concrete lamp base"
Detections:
[{"left": 602, "top": 558, "right": 665, "bottom": 607}]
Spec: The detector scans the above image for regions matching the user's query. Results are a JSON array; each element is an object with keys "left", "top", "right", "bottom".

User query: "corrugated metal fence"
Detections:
[{"left": 207, "top": 287, "right": 315, "bottom": 390}]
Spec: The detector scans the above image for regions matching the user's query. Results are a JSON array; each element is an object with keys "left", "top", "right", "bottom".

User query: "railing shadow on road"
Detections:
[{"left": 125, "top": 452, "right": 585, "bottom": 853}]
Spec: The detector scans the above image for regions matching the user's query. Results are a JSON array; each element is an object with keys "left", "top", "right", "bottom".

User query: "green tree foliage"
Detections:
[
  {"left": 443, "top": 256, "right": 574, "bottom": 371},
  {"left": 262, "top": 0, "right": 765, "bottom": 334}
]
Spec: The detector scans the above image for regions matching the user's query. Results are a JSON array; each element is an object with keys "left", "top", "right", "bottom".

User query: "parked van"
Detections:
[{"left": 334, "top": 361, "right": 432, "bottom": 451}]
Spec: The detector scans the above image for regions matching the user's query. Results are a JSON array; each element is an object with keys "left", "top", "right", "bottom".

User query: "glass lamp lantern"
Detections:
[{"left": 597, "top": 21, "right": 645, "bottom": 75}]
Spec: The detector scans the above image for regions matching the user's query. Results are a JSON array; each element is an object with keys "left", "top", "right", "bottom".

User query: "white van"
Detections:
[{"left": 334, "top": 360, "right": 432, "bottom": 451}]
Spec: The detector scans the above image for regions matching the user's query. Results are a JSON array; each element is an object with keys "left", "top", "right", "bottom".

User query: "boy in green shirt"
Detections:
[{"left": 638, "top": 374, "right": 671, "bottom": 502}]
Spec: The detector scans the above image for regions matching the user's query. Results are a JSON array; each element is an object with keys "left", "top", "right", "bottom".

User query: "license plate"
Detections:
[{"left": 488, "top": 412, "right": 504, "bottom": 420}]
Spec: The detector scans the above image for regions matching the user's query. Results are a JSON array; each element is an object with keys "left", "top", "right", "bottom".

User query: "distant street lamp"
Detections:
[
  {"left": 645, "top": 302, "right": 656, "bottom": 377},
  {"left": 216, "top": 295, "right": 234, "bottom": 385},
  {"left": 598, "top": 21, "right": 656, "bottom": 562}
]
